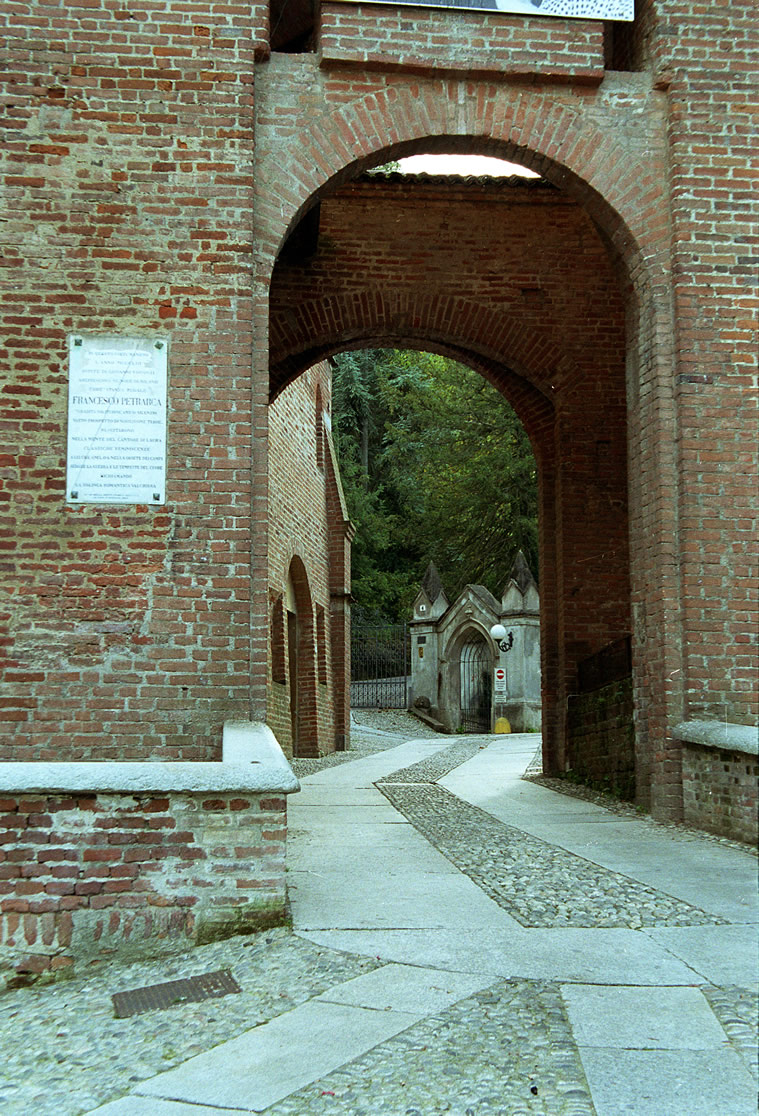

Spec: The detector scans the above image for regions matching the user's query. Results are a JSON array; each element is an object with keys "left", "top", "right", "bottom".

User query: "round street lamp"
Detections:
[{"left": 490, "top": 623, "right": 514, "bottom": 653}]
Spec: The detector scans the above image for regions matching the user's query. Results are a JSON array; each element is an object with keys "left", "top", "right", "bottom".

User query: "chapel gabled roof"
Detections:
[{"left": 469, "top": 584, "right": 501, "bottom": 615}]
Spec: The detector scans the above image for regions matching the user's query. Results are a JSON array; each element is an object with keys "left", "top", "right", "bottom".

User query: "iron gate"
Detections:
[
  {"left": 350, "top": 623, "right": 410, "bottom": 708},
  {"left": 459, "top": 637, "right": 493, "bottom": 732}
]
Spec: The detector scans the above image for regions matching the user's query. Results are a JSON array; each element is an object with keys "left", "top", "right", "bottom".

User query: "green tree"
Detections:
[
  {"left": 331, "top": 349, "right": 538, "bottom": 623},
  {"left": 331, "top": 350, "right": 417, "bottom": 622}
]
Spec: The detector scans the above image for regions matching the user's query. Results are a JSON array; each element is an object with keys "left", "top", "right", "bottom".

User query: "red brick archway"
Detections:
[
  {"left": 254, "top": 71, "right": 683, "bottom": 816},
  {"left": 268, "top": 173, "right": 634, "bottom": 785},
  {"left": 2, "top": 0, "right": 752, "bottom": 832},
  {"left": 285, "top": 555, "right": 318, "bottom": 758}
]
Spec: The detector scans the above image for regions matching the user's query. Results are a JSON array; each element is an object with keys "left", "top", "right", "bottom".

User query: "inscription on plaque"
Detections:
[{"left": 66, "top": 335, "right": 167, "bottom": 505}]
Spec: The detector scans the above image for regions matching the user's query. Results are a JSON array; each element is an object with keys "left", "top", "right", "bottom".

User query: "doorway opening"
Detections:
[
  {"left": 284, "top": 559, "right": 318, "bottom": 757},
  {"left": 458, "top": 632, "right": 493, "bottom": 733}
]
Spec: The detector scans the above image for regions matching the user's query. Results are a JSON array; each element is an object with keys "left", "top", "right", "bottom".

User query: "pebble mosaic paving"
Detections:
[
  {"left": 375, "top": 739, "right": 489, "bottom": 786},
  {"left": 378, "top": 779, "right": 726, "bottom": 929},
  {"left": 701, "top": 985, "right": 759, "bottom": 1081},
  {"left": 273, "top": 979, "right": 595, "bottom": 1116}
]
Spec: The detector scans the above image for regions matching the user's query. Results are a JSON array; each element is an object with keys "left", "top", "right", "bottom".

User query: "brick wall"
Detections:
[
  {"left": 656, "top": 1, "right": 757, "bottom": 731},
  {"left": 255, "top": 4, "right": 756, "bottom": 819},
  {"left": 2, "top": 0, "right": 755, "bottom": 823},
  {"left": 267, "top": 363, "right": 352, "bottom": 757},
  {"left": 567, "top": 678, "right": 636, "bottom": 801},
  {"left": 682, "top": 745, "right": 758, "bottom": 846},
  {"left": 253, "top": 48, "right": 678, "bottom": 808},
  {"left": 319, "top": 4, "right": 605, "bottom": 82},
  {"left": 0, "top": 789, "right": 287, "bottom": 985},
  {"left": 1, "top": 0, "right": 268, "bottom": 759}
]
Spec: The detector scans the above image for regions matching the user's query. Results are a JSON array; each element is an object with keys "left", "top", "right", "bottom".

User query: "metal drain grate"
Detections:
[{"left": 112, "top": 968, "right": 242, "bottom": 1018}]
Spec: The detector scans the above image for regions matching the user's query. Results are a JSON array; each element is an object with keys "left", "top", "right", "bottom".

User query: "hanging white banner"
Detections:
[{"left": 337, "top": 0, "right": 633, "bottom": 19}]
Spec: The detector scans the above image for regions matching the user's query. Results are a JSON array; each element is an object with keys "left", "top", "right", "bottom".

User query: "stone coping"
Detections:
[
  {"left": 673, "top": 720, "right": 758, "bottom": 757},
  {"left": 0, "top": 721, "right": 300, "bottom": 795}
]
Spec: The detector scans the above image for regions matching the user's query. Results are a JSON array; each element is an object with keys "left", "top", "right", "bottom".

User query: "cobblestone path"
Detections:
[
  {"left": 378, "top": 780, "right": 725, "bottom": 930},
  {"left": 273, "top": 980, "right": 595, "bottom": 1116}
]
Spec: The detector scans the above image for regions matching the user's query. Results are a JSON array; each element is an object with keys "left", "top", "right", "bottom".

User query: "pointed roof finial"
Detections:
[
  {"left": 509, "top": 550, "right": 537, "bottom": 595},
  {"left": 421, "top": 561, "right": 445, "bottom": 602}
]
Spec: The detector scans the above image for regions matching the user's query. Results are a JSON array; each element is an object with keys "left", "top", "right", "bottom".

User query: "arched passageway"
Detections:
[
  {"left": 252, "top": 56, "right": 687, "bottom": 818},
  {"left": 268, "top": 169, "right": 637, "bottom": 795},
  {"left": 458, "top": 631, "right": 494, "bottom": 734}
]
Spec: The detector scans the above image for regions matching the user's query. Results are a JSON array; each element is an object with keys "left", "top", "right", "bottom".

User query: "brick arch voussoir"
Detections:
[
  {"left": 271, "top": 287, "right": 566, "bottom": 401},
  {"left": 264, "top": 85, "right": 665, "bottom": 300},
  {"left": 270, "top": 301, "right": 557, "bottom": 458}
]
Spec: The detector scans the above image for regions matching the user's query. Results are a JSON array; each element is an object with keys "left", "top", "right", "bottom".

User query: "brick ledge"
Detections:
[
  {"left": 673, "top": 720, "right": 758, "bottom": 757},
  {"left": 0, "top": 721, "right": 300, "bottom": 795}
]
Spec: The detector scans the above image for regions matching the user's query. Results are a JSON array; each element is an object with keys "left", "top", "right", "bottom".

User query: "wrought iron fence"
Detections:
[{"left": 350, "top": 623, "right": 410, "bottom": 709}]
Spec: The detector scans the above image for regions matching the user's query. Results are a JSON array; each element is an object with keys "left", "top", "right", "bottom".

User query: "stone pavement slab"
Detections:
[
  {"left": 563, "top": 984, "right": 758, "bottom": 1115},
  {"left": 291, "top": 786, "right": 387, "bottom": 805},
  {"left": 288, "top": 803, "right": 405, "bottom": 825},
  {"left": 288, "top": 862, "right": 518, "bottom": 930},
  {"left": 577, "top": 1048, "right": 758, "bottom": 1116},
  {"left": 286, "top": 818, "right": 444, "bottom": 852},
  {"left": 135, "top": 999, "right": 421, "bottom": 1111},
  {"left": 561, "top": 984, "right": 729, "bottom": 1048},
  {"left": 288, "top": 765, "right": 524, "bottom": 932},
  {"left": 315, "top": 961, "right": 493, "bottom": 1013},
  {"left": 297, "top": 740, "right": 446, "bottom": 786},
  {"left": 644, "top": 923, "right": 759, "bottom": 986},
  {"left": 299, "top": 925, "right": 705, "bottom": 984},
  {"left": 91, "top": 1098, "right": 243, "bottom": 1115}
]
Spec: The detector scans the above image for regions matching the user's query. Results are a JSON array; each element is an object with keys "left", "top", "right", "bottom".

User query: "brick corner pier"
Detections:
[{"left": 0, "top": 724, "right": 299, "bottom": 987}]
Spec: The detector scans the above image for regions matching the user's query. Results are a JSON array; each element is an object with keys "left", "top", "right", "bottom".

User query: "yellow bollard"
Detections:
[{"left": 495, "top": 716, "right": 511, "bottom": 734}]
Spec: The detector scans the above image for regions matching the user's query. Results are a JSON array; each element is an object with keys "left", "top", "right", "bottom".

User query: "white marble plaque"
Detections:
[{"left": 66, "top": 335, "right": 167, "bottom": 505}]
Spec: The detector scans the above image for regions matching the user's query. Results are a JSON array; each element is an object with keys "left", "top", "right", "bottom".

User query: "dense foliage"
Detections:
[{"left": 331, "top": 349, "right": 538, "bottom": 624}]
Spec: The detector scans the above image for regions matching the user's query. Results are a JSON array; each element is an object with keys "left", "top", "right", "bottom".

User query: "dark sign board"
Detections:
[{"left": 338, "top": 0, "right": 633, "bottom": 18}]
